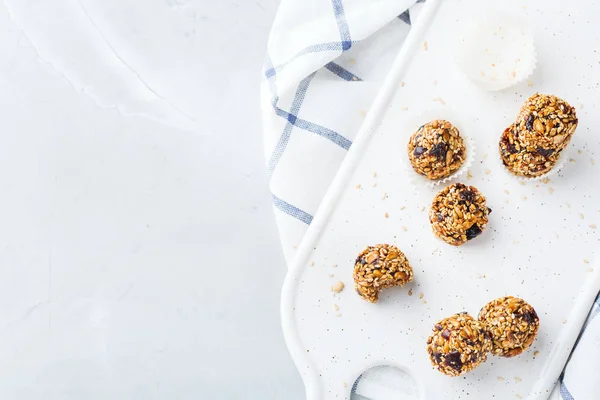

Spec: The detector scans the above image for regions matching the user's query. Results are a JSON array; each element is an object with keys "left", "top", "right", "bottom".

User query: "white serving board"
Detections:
[{"left": 281, "top": 0, "right": 600, "bottom": 399}]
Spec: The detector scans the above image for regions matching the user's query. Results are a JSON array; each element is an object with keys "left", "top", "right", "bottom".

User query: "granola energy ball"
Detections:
[
  {"left": 353, "top": 244, "right": 413, "bottom": 303},
  {"left": 479, "top": 296, "right": 539, "bottom": 357},
  {"left": 515, "top": 93, "right": 578, "bottom": 152},
  {"left": 426, "top": 313, "right": 492, "bottom": 377},
  {"left": 407, "top": 120, "right": 467, "bottom": 180},
  {"left": 429, "top": 183, "right": 491, "bottom": 246},
  {"left": 500, "top": 124, "right": 561, "bottom": 177}
]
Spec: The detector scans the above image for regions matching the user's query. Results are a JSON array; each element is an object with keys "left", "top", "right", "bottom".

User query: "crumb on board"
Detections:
[
  {"left": 355, "top": 184, "right": 361, "bottom": 189},
  {"left": 589, "top": 267, "right": 594, "bottom": 272},
  {"left": 467, "top": 170, "right": 473, "bottom": 179},
  {"left": 360, "top": 110, "right": 366, "bottom": 117},
  {"left": 485, "top": 169, "right": 491, "bottom": 175},
  {"left": 592, "top": 158, "right": 596, "bottom": 165},
  {"left": 504, "top": 189, "right": 510, "bottom": 195},
  {"left": 533, "top": 351, "right": 540, "bottom": 357},
  {"left": 563, "top": 319, "right": 567, "bottom": 324},
  {"left": 482, "top": 153, "right": 488, "bottom": 159},
  {"left": 384, "top": 212, "right": 389, "bottom": 218},
  {"left": 400, "top": 81, "right": 405, "bottom": 87},
  {"left": 310, "top": 261, "right": 315, "bottom": 267},
  {"left": 382, "top": 192, "right": 388, "bottom": 200},
  {"left": 372, "top": 183, "right": 378, "bottom": 187},
  {"left": 541, "top": 177, "right": 551, "bottom": 184},
  {"left": 519, "top": 181, "right": 526, "bottom": 186},
  {"left": 515, "top": 377, "right": 523, "bottom": 382},
  {"left": 343, "top": 381, "right": 347, "bottom": 388},
  {"left": 590, "top": 224, "right": 597, "bottom": 229},
  {"left": 570, "top": 158, "right": 576, "bottom": 164},
  {"left": 548, "top": 187, "right": 554, "bottom": 194},
  {"left": 408, "top": 289, "right": 413, "bottom": 296},
  {"left": 332, "top": 264, "right": 338, "bottom": 268},
  {"left": 527, "top": 80, "right": 533, "bottom": 87},
  {"left": 433, "top": 96, "right": 446, "bottom": 105},
  {"left": 480, "top": 71, "right": 485, "bottom": 77},
  {"left": 420, "top": 206, "right": 425, "bottom": 212},
  {"left": 584, "top": 259, "right": 590, "bottom": 264},
  {"left": 516, "top": 395, "right": 523, "bottom": 399},
  {"left": 373, "top": 171, "right": 377, "bottom": 177},
  {"left": 333, "top": 304, "right": 339, "bottom": 311},
  {"left": 497, "top": 377, "right": 505, "bottom": 381},
  {"left": 522, "top": 196, "right": 527, "bottom": 201},
  {"left": 349, "top": 58, "right": 356, "bottom": 64},
  {"left": 331, "top": 281, "right": 345, "bottom": 293},
  {"left": 580, "top": 213, "right": 585, "bottom": 220},
  {"left": 401, "top": 106, "right": 408, "bottom": 111},
  {"left": 578, "top": 149, "right": 583, "bottom": 155},
  {"left": 423, "top": 41, "right": 428, "bottom": 50},
  {"left": 400, "top": 205, "right": 406, "bottom": 210},
  {"left": 419, "top": 292, "right": 424, "bottom": 299},
  {"left": 421, "top": 299, "right": 427, "bottom": 304},
  {"left": 401, "top": 226, "right": 408, "bottom": 232},
  {"left": 328, "top": 273, "right": 334, "bottom": 277}
]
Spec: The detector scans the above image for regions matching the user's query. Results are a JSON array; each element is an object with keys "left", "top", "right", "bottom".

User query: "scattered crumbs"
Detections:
[
  {"left": 467, "top": 170, "right": 473, "bottom": 180},
  {"left": 541, "top": 177, "right": 551, "bottom": 184},
  {"left": 570, "top": 158, "right": 576, "bottom": 164},
  {"left": 516, "top": 395, "right": 522, "bottom": 399},
  {"left": 580, "top": 213, "right": 585, "bottom": 220},
  {"left": 485, "top": 169, "right": 491, "bottom": 175},
  {"left": 292, "top": 245, "right": 297, "bottom": 249},
  {"left": 420, "top": 206, "right": 426, "bottom": 212},
  {"left": 589, "top": 267, "right": 594, "bottom": 272},
  {"left": 382, "top": 192, "right": 388, "bottom": 200},
  {"left": 384, "top": 212, "right": 389, "bottom": 218},
  {"left": 351, "top": 76, "right": 358, "bottom": 81},
  {"left": 491, "top": 63, "right": 496, "bottom": 67},
  {"left": 360, "top": 110, "right": 366, "bottom": 117},
  {"left": 480, "top": 71, "right": 485, "bottom": 77},
  {"left": 423, "top": 41, "right": 428, "bottom": 51},
  {"left": 578, "top": 149, "right": 583, "bottom": 155},
  {"left": 521, "top": 196, "right": 527, "bottom": 201},
  {"left": 331, "top": 281, "right": 345, "bottom": 293},
  {"left": 548, "top": 187, "right": 554, "bottom": 194},
  {"left": 533, "top": 351, "right": 540, "bottom": 358},
  {"left": 419, "top": 292, "right": 424, "bottom": 299},
  {"left": 497, "top": 377, "right": 505, "bottom": 381},
  {"left": 527, "top": 80, "right": 533, "bottom": 87},
  {"left": 343, "top": 381, "right": 347, "bottom": 388},
  {"left": 408, "top": 289, "right": 413, "bottom": 296},
  {"left": 590, "top": 224, "right": 597, "bottom": 229},
  {"left": 421, "top": 299, "right": 427, "bottom": 304},
  {"left": 332, "top": 264, "right": 338, "bottom": 268},
  {"left": 333, "top": 304, "right": 339, "bottom": 311},
  {"left": 515, "top": 377, "right": 523, "bottom": 382},
  {"left": 511, "top": 70, "right": 517, "bottom": 78},
  {"left": 401, "top": 226, "right": 408, "bottom": 232},
  {"left": 519, "top": 181, "right": 526, "bottom": 186},
  {"left": 513, "top": 240, "right": 520, "bottom": 245},
  {"left": 373, "top": 171, "right": 377, "bottom": 177},
  {"left": 355, "top": 184, "right": 361, "bottom": 189},
  {"left": 335, "top": 313, "right": 342, "bottom": 317},
  {"left": 399, "top": 205, "right": 406, "bottom": 210},
  {"left": 349, "top": 58, "right": 356, "bottom": 65},
  {"left": 433, "top": 96, "right": 446, "bottom": 105},
  {"left": 504, "top": 189, "right": 510, "bottom": 195},
  {"left": 400, "top": 81, "right": 405, "bottom": 87},
  {"left": 592, "top": 158, "right": 596, "bottom": 165},
  {"left": 584, "top": 259, "right": 590, "bottom": 264},
  {"left": 401, "top": 106, "right": 408, "bottom": 111},
  {"left": 579, "top": 103, "right": 584, "bottom": 109},
  {"left": 310, "top": 261, "right": 315, "bottom": 267},
  {"left": 328, "top": 273, "right": 334, "bottom": 278}
]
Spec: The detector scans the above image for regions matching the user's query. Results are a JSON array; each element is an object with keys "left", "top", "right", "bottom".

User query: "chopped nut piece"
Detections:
[
  {"left": 384, "top": 212, "right": 389, "bottom": 218},
  {"left": 331, "top": 281, "right": 345, "bottom": 293},
  {"left": 419, "top": 292, "right": 424, "bottom": 299},
  {"left": 333, "top": 304, "right": 339, "bottom": 311},
  {"left": 533, "top": 351, "right": 540, "bottom": 357}
]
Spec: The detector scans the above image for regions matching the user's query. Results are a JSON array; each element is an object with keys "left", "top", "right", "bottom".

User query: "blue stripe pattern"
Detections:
[
  {"left": 332, "top": 0, "right": 352, "bottom": 50},
  {"left": 560, "top": 380, "right": 574, "bottom": 400},
  {"left": 272, "top": 194, "right": 313, "bottom": 225},
  {"left": 325, "top": 62, "right": 362, "bottom": 81}
]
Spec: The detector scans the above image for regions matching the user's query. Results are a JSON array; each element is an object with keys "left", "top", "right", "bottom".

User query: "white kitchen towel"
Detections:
[{"left": 260, "top": 1, "right": 598, "bottom": 399}]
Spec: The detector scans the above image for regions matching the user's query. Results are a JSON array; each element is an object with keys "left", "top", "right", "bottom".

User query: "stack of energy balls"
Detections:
[
  {"left": 500, "top": 93, "right": 578, "bottom": 178},
  {"left": 426, "top": 297, "right": 539, "bottom": 376}
]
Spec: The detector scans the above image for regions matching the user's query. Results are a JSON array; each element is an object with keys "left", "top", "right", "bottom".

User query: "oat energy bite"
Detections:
[
  {"left": 429, "top": 183, "right": 491, "bottom": 246},
  {"left": 426, "top": 313, "right": 492, "bottom": 377},
  {"left": 408, "top": 120, "right": 467, "bottom": 180},
  {"left": 353, "top": 244, "right": 413, "bottom": 303},
  {"left": 500, "top": 93, "right": 578, "bottom": 178},
  {"left": 479, "top": 296, "right": 539, "bottom": 357}
]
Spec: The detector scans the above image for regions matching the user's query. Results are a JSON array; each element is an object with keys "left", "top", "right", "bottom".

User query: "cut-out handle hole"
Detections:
[{"left": 351, "top": 365, "right": 419, "bottom": 400}]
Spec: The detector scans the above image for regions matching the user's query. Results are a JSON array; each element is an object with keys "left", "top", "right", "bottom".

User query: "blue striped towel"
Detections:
[{"left": 260, "top": 1, "right": 600, "bottom": 398}]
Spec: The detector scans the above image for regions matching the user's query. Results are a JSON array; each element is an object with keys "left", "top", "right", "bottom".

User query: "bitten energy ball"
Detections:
[
  {"left": 479, "top": 296, "right": 539, "bottom": 357},
  {"left": 515, "top": 93, "right": 578, "bottom": 152},
  {"left": 500, "top": 123, "right": 561, "bottom": 177},
  {"left": 407, "top": 120, "right": 467, "bottom": 180},
  {"left": 429, "top": 183, "right": 491, "bottom": 246},
  {"left": 426, "top": 313, "right": 492, "bottom": 377},
  {"left": 353, "top": 244, "right": 413, "bottom": 303}
]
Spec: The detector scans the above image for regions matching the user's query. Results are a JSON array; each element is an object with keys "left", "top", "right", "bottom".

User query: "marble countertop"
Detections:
[{"left": 0, "top": 0, "right": 303, "bottom": 398}]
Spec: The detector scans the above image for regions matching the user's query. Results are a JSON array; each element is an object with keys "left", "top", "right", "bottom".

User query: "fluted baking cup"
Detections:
[{"left": 456, "top": 11, "right": 536, "bottom": 91}]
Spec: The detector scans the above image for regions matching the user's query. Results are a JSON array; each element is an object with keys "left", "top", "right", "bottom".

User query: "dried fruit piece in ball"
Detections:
[
  {"left": 426, "top": 313, "right": 492, "bottom": 377},
  {"left": 479, "top": 296, "right": 539, "bottom": 357},
  {"left": 429, "top": 183, "right": 491, "bottom": 246},
  {"left": 353, "top": 244, "right": 413, "bottom": 303},
  {"left": 407, "top": 120, "right": 467, "bottom": 180}
]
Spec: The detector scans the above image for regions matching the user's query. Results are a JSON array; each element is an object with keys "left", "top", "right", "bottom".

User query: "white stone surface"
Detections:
[{"left": 0, "top": 1, "right": 303, "bottom": 398}]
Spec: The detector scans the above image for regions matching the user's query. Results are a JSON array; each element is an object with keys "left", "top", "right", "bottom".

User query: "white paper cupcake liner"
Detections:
[
  {"left": 496, "top": 143, "right": 569, "bottom": 183},
  {"left": 400, "top": 108, "right": 475, "bottom": 188},
  {"left": 455, "top": 10, "right": 536, "bottom": 92}
]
